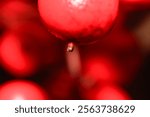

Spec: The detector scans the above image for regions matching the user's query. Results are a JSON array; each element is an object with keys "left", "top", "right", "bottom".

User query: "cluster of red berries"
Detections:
[{"left": 0, "top": 0, "right": 149, "bottom": 100}]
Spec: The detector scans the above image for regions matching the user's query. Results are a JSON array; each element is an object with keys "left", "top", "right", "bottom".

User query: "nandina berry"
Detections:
[
  {"left": 38, "top": 0, "right": 119, "bottom": 44},
  {"left": 80, "top": 84, "right": 130, "bottom": 100},
  {"left": 0, "top": 22, "right": 61, "bottom": 77},
  {"left": 0, "top": 80, "right": 48, "bottom": 100},
  {"left": 0, "top": 1, "right": 37, "bottom": 29}
]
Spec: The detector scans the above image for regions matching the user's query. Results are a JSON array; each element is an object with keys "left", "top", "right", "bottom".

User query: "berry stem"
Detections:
[{"left": 66, "top": 42, "right": 81, "bottom": 78}]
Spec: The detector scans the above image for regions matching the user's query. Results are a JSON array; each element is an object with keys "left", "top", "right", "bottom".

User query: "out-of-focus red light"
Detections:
[
  {"left": 0, "top": 1, "right": 37, "bottom": 29},
  {"left": 81, "top": 56, "right": 121, "bottom": 86},
  {"left": 38, "top": 0, "right": 119, "bottom": 44},
  {"left": 0, "top": 21, "right": 61, "bottom": 77},
  {"left": 0, "top": 32, "right": 37, "bottom": 77},
  {"left": 95, "top": 85, "right": 130, "bottom": 100},
  {"left": 0, "top": 80, "right": 48, "bottom": 100},
  {"left": 81, "top": 84, "right": 130, "bottom": 100}
]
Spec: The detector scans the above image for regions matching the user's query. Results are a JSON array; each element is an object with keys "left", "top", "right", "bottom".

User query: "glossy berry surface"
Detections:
[{"left": 38, "top": 0, "right": 119, "bottom": 44}]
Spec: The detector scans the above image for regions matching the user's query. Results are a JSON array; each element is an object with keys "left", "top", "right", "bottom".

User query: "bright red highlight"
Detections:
[
  {"left": 38, "top": 0, "right": 119, "bottom": 43},
  {"left": 0, "top": 80, "right": 48, "bottom": 100}
]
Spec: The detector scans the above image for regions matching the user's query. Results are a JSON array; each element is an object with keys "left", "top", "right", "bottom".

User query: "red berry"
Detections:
[
  {"left": 80, "top": 84, "right": 130, "bottom": 100},
  {"left": 0, "top": 1, "right": 37, "bottom": 29},
  {"left": 38, "top": 0, "right": 119, "bottom": 44},
  {"left": 94, "top": 85, "right": 130, "bottom": 100},
  {"left": 80, "top": 55, "right": 122, "bottom": 88},
  {"left": 0, "top": 32, "right": 37, "bottom": 77},
  {"left": 80, "top": 12, "right": 141, "bottom": 85},
  {"left": 0, "top": 23, "right": 61, "bottom": 77},
  {"left": 0, "top": 80, "right": 48, "bottom": 100}
]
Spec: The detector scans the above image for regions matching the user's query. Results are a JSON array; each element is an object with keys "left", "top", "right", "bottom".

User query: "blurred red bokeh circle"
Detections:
[{"left": 0, "top": 80, "right": 48, "bottom": 100}]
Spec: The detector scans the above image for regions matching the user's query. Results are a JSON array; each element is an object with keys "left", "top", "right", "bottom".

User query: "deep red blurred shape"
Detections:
[
  {"left": 0, "top": 32, "right": 37, "bottom": 76},
  {"left": 44, "top": 69, "right": 74, "bottom": 100},
  {"left": 81, "top": 55, "right": 121, "bottom": 87},
  {"left": 0, "top": 0, "right": 38, "bottom": 30},
  {"left": 80, "top": 84, "right": 130, "bottom": 100},
  {"left": 121, "top": 0, "right": 150, "bottom": 11},
  {"left": 0, "top": 80, "right": 48, "bottom": 100},
  {"left": 122, "top": 0, "right": 150, "bottom": 4},
  {"left": 0, "top": 22, "right": 61, "bottom": 77}
]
